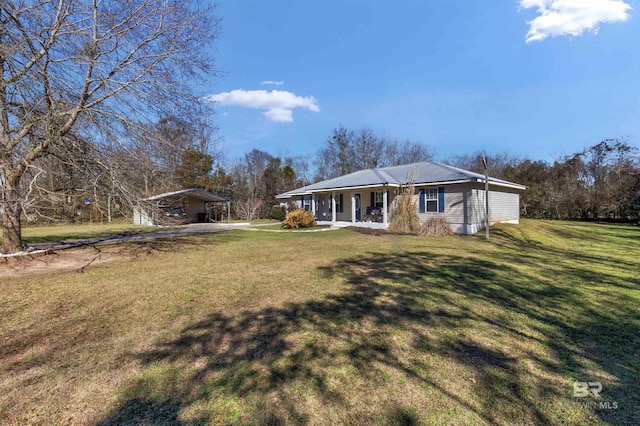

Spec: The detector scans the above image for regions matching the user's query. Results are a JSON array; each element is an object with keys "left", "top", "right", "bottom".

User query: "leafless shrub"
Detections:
[{"left": 418, "top": 217, "right": 454, "bottom": 237}]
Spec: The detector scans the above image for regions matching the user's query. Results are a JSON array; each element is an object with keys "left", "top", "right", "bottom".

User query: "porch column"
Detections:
[
  {"left": 351, "top": 192, "right": 356, "bottom": 223},
  {"left": 383, "top": 190, "right": 388, "bottom": 226},
  {"left": 331, "top": 192, "right": 336, "bottom": 223},
  {"left": 311, "top": 194, "right": 316, "bottom": 216}
]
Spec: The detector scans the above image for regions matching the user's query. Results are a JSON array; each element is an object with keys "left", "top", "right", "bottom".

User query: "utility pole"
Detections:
[{"left": 481, "top": 156, "right": 489, "bottom": 240}]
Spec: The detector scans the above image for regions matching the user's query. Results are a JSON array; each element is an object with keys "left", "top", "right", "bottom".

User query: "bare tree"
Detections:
[
  {"left": 445, "top": 151, "right": 521, "bottom": 178},
  {"left": 0, "top": 0, "right": 218, "bottom": 253},
  {"left": 384, "top": 139, "right": 434, "bottom": 166},
  {"left": 315, "top": 126, "right": 434, "bottom": 180},
  {"left": 229, "top": 150, "right": 302, "bottom": 219},
  {"left": 19, "top": 130, "right": 110, "bottom": 223},
  {"left": 314, "top": 125, "right": 355, "bottom": 180},
  {"left": 291, "top": 156, "right": 312, "bottom": 187},
  {"left": 580, "top": 139, "right": 638, "bottom": 219},
  {"left": 235, "top": 197, "right": 263, "bottom": 221},
  {"left": 351, "top": 127, "right": 385, "bottom": 170}
]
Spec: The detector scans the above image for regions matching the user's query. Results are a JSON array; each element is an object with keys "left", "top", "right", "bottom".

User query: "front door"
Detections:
[{"left": 355, "top": 193, "right": 361, "bottom": 221}]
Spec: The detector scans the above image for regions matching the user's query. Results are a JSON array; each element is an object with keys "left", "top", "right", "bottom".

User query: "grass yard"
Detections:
[
  {"left": 0, "top": 220, "right": 638, "bottom": 425},
  {"left": 251, "top": 223, "right": 331, "bottom": 231},
  {"left": 6, "top": 222, "right": 157, "bottom": 244}
]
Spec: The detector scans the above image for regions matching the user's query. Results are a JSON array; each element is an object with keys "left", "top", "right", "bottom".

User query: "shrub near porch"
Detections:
[{"left": 283, "top": 209, "right": 316, "bottom": 229}]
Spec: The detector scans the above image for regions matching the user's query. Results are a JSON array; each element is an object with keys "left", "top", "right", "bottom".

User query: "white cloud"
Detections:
[
  {"left": 261, "top": 80, "right": 285, "bottom": 86},
  {"left": 205, "top": 89, "right": 320, "bottom": 123},
  {"left": 263, "top": 108, "right": 292, "bottom": 122},
  {"left": 520, "top": 0, "right": 632, "bottom": 42}
]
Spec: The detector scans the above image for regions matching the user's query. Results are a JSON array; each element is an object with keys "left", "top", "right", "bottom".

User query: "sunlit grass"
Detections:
[
  {"left": 250, "top": 223, "right": 330, "bottom": 231},
  {"left": 1, "top": 222, "right": 156, "bottom": 244},
  {"left": 0, "top": 219, "right": 638, "bottom": 425}
]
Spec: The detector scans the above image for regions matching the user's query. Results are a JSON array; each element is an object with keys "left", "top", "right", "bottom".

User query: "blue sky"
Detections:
[{"left": 205, "top": 0, "right": 639, "bottom": 163}]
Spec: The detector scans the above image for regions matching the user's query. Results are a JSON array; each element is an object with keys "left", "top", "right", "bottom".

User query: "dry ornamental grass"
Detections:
[
  {"left": 419, "top": 217, "right": 455, "bottom": 237},
  {"left": 388, "top": 180, "right": 420, "bottom": 234}
]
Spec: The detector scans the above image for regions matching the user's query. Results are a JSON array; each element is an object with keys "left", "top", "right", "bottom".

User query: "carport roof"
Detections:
[{"left": 143, "top": 188, "right": 229, "bottom": 203}]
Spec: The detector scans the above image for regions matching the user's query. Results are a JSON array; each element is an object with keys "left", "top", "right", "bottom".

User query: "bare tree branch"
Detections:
[{"left": 0, "top": 0, "right": 218, "bottom": 253}]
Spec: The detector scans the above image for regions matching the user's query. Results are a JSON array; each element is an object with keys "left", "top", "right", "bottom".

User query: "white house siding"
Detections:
[
  {"left": 336, "top": 192, "right": 352, "bottom": 222},
  {"left": 424, "top": 184, "right": 466, "bottom": 222},
  {"left": 412, "top": 183, "right": 468, "bottom": 232},
  {"left": 468, "top": 188, "right": 486, "bottom": 226},
  {"left": 411, "top": 183, "right": 520, "bottom": 235},
  {"left": 488, "top": 188, "right": 520, "bottom": 223},
  {"left": 468, "top": 185, "right": 520, "bottom": 230}
]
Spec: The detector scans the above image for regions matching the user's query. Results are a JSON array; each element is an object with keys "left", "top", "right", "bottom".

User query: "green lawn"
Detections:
[
  {"left": 0, "top": 220, "right": 638, "bottom": 425},
  {"left": 251, "top": 223, "right": 330, "bottom": 231},
  {"left": 2, "top": 222, "right": 157, "bottom": 244}
]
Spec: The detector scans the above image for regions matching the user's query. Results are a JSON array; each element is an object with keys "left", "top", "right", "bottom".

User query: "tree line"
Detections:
[
  {"left": 231, "top": 130, "right": 639, "bottom": 223},
  {"left": 16, "top": 118, "right": 639, "bottom": 227},
  {"left": 447, "top": 139, "right": 639, "bottom": 221},
  {"left": 3, "top": 0, "right": 636, "bottom": 256}
]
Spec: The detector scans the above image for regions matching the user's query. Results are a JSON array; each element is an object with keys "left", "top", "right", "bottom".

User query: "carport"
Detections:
[{"left": 133, "top": 188, "right": 231, "bottom": 226}]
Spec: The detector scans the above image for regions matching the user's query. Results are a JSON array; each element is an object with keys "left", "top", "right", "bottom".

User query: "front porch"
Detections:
[
  {"left": 306, "top": 188, "right": 395, "bottom": 228},
  {"left": 317, "top": 220, "right": 389, "bottom": 229}
]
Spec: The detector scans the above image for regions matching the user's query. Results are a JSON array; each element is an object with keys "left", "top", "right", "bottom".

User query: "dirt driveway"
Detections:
[{"left": 0, "top": 222, "right": 251, "bottom": 279}]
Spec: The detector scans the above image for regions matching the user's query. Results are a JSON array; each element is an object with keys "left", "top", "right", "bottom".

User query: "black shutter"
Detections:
[{"left": 438, "top": 187, "right": 445, "bottom": 213}]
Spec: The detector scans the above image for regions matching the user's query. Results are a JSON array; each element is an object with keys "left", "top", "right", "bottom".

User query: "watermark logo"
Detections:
[
  {"left": 557, "top": 381, "right": 618, "bottom": 411},
  {"left": 573, "top": 381, "right": 603, "bottom": 398}
]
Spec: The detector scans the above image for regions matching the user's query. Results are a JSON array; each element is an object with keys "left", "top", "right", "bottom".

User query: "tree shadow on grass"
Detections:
[
  {"left": 490, "top": 227, "right": 640, "bottom": 289},
  {"left": 97, "top": 231, "right": 639, "bottom": 425}
]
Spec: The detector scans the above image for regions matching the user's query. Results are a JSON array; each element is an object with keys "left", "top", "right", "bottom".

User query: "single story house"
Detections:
[
  {"left": 276, "top": 161, "right": 526, "bottom": 234},
  {"left": 133, "top": 188, "right": 230, "bottom": 226}
]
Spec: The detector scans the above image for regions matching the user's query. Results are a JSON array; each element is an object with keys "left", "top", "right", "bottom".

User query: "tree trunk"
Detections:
[{"left": 1, "top": 180, "right": 23, "bottom": 254}]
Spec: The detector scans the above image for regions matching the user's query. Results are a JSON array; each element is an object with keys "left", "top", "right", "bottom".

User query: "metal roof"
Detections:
[
  {"left": 277, "top": 161, "right": 526, "bottom": 198},
  {"left": 143, "top": 188, "right": 229, "bottom": 203}
]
